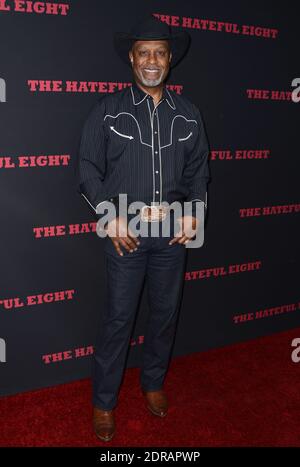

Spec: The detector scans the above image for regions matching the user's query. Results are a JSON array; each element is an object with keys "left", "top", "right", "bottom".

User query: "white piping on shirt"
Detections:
[
  {"left": 147, "top": 99, "right": 155, "bottom": 202},
  {"left": 110, "top": 126, "right": 134, "bottom": 140},
  {"left": 104, "top": 112, "right": 152, "bottom": 147},
  {"left": 105, "top": 113, "right": 197, "bottom": 150},
  {"left": 161, "top": 116, "right": 197, "bottom": 149},
  {"left": 130, "top": 86, "right": 149, "bottom": 106},
  {"left": 104, "top": 96, "right": 199, "bottom": 205},
  {"left": 156, "top": 109, "right": 163, "bottom": 205},
  {"left": 166, "top": 88, "right": 176, "bottom": 109},
  {"left": 131, "top": 85, "right": 177, "bottom": 110},
  {"left": 149, "top": 99, "right": 164, "bottom": 203},
  {"left": 81, "top": 193, "right": 112, "bottom": 215},
  {"left": 80, "top": 192, "right": 96, "bottom": 212},
  {"left": 178, "top": 131, "right": 193, "bottom": 142}
]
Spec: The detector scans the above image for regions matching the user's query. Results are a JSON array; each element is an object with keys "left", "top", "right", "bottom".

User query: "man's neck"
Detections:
[{"left": 134, "top": 80, "right": 164, "bottom": 105}]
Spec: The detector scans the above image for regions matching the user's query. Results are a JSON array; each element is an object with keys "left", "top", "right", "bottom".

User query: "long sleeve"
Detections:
[
  {"left": 76, "top": 97, "right": 108, "bottom": 217},
  {"left": 183, "top": 105, "right": 210, "bottom": 219}
]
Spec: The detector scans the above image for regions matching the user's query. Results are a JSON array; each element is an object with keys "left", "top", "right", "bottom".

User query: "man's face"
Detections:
[{"left": 129, "top": 40, "right": 172, "bottom": 87}]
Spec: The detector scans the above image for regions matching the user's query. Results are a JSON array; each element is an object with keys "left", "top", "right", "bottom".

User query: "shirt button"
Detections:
[
  {"left": 155, "top": 150, "right": 158, "bottom": 154},
  {"left": 154, "top": 131, "right": 158, "bottom": 134},
  {"left": 155, "top": 170, "right": 159, "bottom": 174},
  {"left": 156, "top": 190, "right": 159, "bottom": 194}
]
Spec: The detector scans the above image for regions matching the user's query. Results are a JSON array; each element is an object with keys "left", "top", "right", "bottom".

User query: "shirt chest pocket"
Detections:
[
  {"left": 176, "top": 123, "right": 198, "bottom": 155},
  {"left": 104, "top": 119, "right": 134, "bottom": 164},
  {"left": 178, "top": 131, "right": 193, "bottom": 142},
  {"left": 104, "top": 115, "right": 136, "bottom": 152},
  {"left": 109, "top": 125, "right": 134, "bottom": 142}
]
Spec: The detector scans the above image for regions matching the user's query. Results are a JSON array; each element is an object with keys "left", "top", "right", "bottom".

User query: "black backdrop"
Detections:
[{"left": 0, "top": 0, "right": 299, "bottom": 397}]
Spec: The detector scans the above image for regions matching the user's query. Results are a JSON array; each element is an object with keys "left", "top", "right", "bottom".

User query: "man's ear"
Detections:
[
  {"left": 169, "top": 52, "right": 172, "bottom": 63},
  {"left": 129, "top": 51, "right": 133, "bottom": 64}
]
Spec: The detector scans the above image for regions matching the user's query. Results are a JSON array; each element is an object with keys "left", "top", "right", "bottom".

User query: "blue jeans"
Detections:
[{"left": 92, "top": 213, "right": 187, "bottom": 410}]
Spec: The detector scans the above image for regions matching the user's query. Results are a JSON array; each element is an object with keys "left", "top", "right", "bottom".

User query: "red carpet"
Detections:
[{"left": 1, "top": 327, "right": 300, "bottom": 447}]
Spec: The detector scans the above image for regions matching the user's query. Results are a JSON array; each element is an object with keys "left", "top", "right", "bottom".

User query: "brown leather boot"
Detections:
[
  {"left": 93, "top": 407, "right": 115, "bottom": 442},
  {"left": 143, "top": 389, "right": 168, "bottom": 417}
]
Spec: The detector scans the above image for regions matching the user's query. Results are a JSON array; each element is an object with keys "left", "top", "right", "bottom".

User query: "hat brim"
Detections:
[{"left": 113, "top": 30, "right": 191, "bottom": 68}]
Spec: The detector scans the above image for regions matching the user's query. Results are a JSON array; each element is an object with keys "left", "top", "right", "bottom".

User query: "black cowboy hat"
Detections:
[{"left": 114, "top": 14, "right": 191, "bottom": 68}]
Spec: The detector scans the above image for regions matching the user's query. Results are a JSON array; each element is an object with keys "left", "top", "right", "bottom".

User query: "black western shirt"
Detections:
[{"left": 76, "top": 81, "right": 210, "bottom": 221}]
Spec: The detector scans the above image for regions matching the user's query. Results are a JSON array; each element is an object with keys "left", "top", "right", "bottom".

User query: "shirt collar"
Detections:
[{"left": 130, "top": 81, "right": 176, "bottom": 110}]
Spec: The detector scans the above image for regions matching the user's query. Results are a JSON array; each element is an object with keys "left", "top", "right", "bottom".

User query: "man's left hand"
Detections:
[{"left": 169, "top": 215, "right": 200, "bottom": 246}]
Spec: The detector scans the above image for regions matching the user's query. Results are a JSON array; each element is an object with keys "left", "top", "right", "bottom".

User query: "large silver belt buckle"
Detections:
[{"left": 141, "top": 204, "right": 167, "bottom": 222}]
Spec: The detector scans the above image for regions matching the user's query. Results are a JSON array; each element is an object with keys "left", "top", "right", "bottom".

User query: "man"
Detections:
[{"left": 76, "top": 14, "right": 210, "bottom": 442}]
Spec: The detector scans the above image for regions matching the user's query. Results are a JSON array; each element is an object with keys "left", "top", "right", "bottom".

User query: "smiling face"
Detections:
[{"left": 129, "top": 40, "right": 172, "bottom": 88}]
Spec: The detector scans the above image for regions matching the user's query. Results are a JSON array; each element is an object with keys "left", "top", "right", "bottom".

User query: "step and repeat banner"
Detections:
[{"left": 0, "top": 1, "right": 299, "bottom": 396}]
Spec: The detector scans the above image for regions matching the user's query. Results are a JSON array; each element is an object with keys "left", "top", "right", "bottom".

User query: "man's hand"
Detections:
[
  {"left": 169, "top": 215, "right": 200, "bottom": 246},
  {"left": 105, "top": 216, "right": 140, "bottom": 256}
]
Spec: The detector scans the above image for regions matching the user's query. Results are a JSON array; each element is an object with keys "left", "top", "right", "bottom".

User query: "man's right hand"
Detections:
[{"left": 105, "top": 216, "right": 140, "bottom": 256}]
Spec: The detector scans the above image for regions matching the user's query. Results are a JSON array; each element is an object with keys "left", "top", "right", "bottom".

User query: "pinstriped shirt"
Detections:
[{"left": 76, "top": 81, "right": 210, "bottom": 220}]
